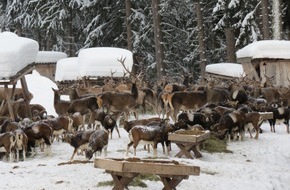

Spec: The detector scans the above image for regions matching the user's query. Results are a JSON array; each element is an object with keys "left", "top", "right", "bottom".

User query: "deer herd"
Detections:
[{"left": 1, "top": 59, "right": 290, "bottom": 162}]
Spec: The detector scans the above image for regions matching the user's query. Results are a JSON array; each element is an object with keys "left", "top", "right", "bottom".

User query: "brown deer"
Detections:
[
  {"left": 52, "top": 88, "right": 70, "bottom": 116},
  {"left": 96, "top": 57, "right": 139, "bottom": 120},
  {"left": 165, "top": 79, "right": 231, "bottom": 122}
]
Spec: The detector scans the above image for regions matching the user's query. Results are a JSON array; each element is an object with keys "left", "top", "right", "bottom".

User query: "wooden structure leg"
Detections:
[
  {"left": 20, "top": 76, "right": 32, "bottom": 118},
  {"left": 175, "top": 142, "right": 203, "bottom": 159},
  {"left": 108, "top": 171, "right": 138, "bottom": 190},
  {"left": 0, "top": 64, "right": 34, "bottom": 121},
  {"left": 160, "top": 175, "right": 188, "bottom": 190},
  {"left": 107, "top": 171, "right": 190, "bottom": 190},
  {"left": 4, "top": 84, "right": 16, "bottom": 120}
]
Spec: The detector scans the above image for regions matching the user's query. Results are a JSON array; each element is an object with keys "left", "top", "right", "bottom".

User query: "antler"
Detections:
[
  {"left": 117, "top": 56, "right": 132, "bottom": 77},
  {"left": 117, "top": 56, "right": 139, "bottom": 84}
]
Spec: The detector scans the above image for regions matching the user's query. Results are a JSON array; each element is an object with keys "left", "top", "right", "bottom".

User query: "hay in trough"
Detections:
[{"left": 202, "top": 134, "right": 232, "bottom": 153}]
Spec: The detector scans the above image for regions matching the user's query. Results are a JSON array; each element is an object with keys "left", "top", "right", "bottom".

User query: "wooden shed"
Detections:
[
  {"left": 236, "top": 40, "right": 290, "bottom": 87},
  {"left": 34, "top": 51, "right": 67, "bottom": 82},
  {"left": 205, "top": 63, "right": 245, "bottom": 82},
  {"left": 54, "top": 47, "right": 133, "bottom": 94}
]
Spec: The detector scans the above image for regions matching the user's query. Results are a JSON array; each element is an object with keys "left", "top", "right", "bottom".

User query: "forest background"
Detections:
[{"left": 0, "top": 0, "right": 289, "bottom": 83}]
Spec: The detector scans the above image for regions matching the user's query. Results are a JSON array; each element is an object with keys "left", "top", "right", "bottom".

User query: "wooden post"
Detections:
[
  {"left": 4, "top": 84, "right": 16, "bottom": 121},
  {"left": 20, "top": 76, "right": 32, "bottom": 118}
]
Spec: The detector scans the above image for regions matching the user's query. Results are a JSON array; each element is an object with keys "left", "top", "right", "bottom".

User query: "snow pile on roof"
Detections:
[
  {"left": 0, "top": 31, "right": 39, "bottom": 78},
  {"left": 55, "top": 57, "right": 79, "bottom": 81},
  {"left": 78, "top": 47, "right": 133, "bottom": 77},
  {"left": 55, "top": 47, "right": 133, "bottom": 81},
  {"left": 35, "top": 51, "right": 67, "bottom": 63},
  {"left": 206, "top": 63, "right": 245, "bottom": 78},
  {"left": 236, "top": 40, "right": 290, "bottom": 59}
]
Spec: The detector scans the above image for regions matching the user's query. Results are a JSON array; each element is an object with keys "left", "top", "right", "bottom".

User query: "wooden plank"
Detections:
[
  {"left": 0, "top": 64, "right": 35, "bottom": 85},
  {"left": 94, "top": 158, "right": 200, "bottom": 176},
  {"left": 168, "top": 132, "right": 210, "bottom": 143},
  {"left": 4, "top": 84, "right": 15, "bottom": 120},
  {"left": 20, "top": 76, "right": 32, "bottom": 118},
  {"left": 259, "top": 112, "right": 273, "bottom": 120},
  {"left": 94, "top": 158, "right": 124, "bottom": 172},
  {"left": 122, "top": 162, "right": 199, "bottom": 176}
]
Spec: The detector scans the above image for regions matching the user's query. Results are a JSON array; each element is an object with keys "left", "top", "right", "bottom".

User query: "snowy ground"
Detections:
[
  {"left": 1, "top": 71, "right": 290, "bottom": 190},
  {"left": 1, "top": 121, "right": 290, "bottom": 190}
]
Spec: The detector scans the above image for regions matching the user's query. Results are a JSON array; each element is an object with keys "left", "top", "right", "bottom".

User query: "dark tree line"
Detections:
[{"left": 0, "top": 0, "right": 289, "bottom": 83}]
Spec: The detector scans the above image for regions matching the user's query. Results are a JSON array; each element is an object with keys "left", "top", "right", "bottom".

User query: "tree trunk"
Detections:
[
  {"left": 151, "top": 0, "right": 164, "bottom": 81},
  {"left": 195, "top": 1, "right": 207, "bottom": 79},
  {"left": 125, "top": 0, "right": 133, "bottom": 51},
  {"left": 272, "top": 0, "right": 282, "bottom": 40},
  {"left": 261, "top": 0, "right": 270, "bottom": 39},
  {"left": 225, "top": 28, "right": 236, "bottom": 62},
  {"left": 66, "top": 8, "right": 74, "bottom": 56}
]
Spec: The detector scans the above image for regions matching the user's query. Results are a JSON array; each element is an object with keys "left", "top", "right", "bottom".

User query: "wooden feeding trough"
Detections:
[
  {"left": 237, "top": 40, "right": 290, "bottom": 87},
  {"left": 168, "top": 130, "right": 210, "bottom": 159},
  {"left": 94, "top": 157, "right": 200, "bottom": 190}
]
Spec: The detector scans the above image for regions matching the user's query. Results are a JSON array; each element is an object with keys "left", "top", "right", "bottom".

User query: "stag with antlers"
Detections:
[{"left": 96, "top": 57, "right": 140, "bottom": 120}]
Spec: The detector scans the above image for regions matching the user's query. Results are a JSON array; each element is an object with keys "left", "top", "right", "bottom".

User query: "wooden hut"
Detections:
[
  {"left": 205, "top": 63, "right": 245, "bottom": 82},
  {"left": 236, "top": 40, "right": 290, "bottom": 87},
  {"left": 54, "top": 47, "right": 133, "bottom": 94},
  {"left": 34, "top": 51, "right": 67, "bottom": 82}
]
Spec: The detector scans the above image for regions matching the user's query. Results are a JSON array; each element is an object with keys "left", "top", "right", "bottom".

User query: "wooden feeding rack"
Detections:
[
  {"left": 168, "top": 130, "right": 210, "bottom": 159},
  {"left": 259, "top": 112, "right": 273, "bottom": 120},
  {"left": 0, "top": 64, "right": 35, "bottom": 120},
  {"left": 94, "top": 157, "right": 200, "bottom": 190}
]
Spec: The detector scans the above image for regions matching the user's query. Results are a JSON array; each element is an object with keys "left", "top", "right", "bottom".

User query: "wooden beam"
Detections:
[
  {"left": 0, "top": 64, "right": 35, "bottom": 85},
  {"left": 20, "top": 76, "right": 32, "bottom": 118},
  {"left": 4, "top": 84, "right": 15, "bottom": 121}
]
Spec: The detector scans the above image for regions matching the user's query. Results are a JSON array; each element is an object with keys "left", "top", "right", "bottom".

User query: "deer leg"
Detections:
[
  {"left": 166, "top": 141, "right": 171, "bottom": 155},
  {"left": 133, "top": 142, "right": 139, "bottom": 156},
  {"left": 153, "top": 142, "right": 158, "bottom": 157},
  {"left": 254, "top": 128, "right": 259, "bottom": 139},
  {"left": 70, "top": 148, "right": 78, "bottom": 161},
  {"left": 43, "top": 137, "right": 52, "bottom": 156},
  {"left": 126, "top": 141, "right": 134, "bottom": 156},
  {"left": 82, "top": 115, "right": 87, "bottom": 130},
  {"left": 16, "top": 149, "right": 20, "bottom": 162},
  {"left": 114, "top": 125, "right": 121, "bottom": 138},
  {"left": 23, "top": 146, "right": 26, "bottom": 161}
]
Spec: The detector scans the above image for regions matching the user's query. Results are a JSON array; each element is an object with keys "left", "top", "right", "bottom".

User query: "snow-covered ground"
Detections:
[{"left": 1, "top": 71, "right": 290, "bottom": 190}]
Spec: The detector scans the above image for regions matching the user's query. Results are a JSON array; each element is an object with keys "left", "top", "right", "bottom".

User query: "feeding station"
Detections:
[
  {"left": 94, "top": 157, "right": 200, "bottom": 190},
  {"left": 34, "top": 51, "right": 67, "bottom": 82},
  {"left": 205, "top": 63, "right": 245, "bottom": 81},
  {"left": 236, "top": 40, "right": 290, "bottom": 87},
  {"left": 168, "top": 130, "right": 210, "bottom": 159},
  {"left": 54, "top": 47, "right": 133, "bottom": 94},
  {"left": 0, "top": 32, "right": 39, "bottom": 120}
]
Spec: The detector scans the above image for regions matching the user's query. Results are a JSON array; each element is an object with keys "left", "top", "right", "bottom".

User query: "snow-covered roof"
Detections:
[
  {"left": 236, "top": 40, "right": 290, "bottom": 59},
  {"left": 205, "top": 63, "right": 245, "bottom": 78},
  {"left": 55, "top": 57, "right": 79, "bottom": 81},
  {"left": 35, "top": 51, "right": 67, "bottom": 63},
  {"left": 78, "top": 47, "right": 133, "bottom": 78},
  {"left": 0, "top": 31, "right": 39, "bottom": 79},
  {"left": 55, "top": 47, "right": 133, "bottom": 81}
]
